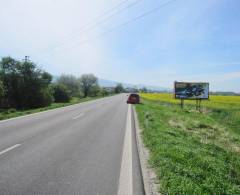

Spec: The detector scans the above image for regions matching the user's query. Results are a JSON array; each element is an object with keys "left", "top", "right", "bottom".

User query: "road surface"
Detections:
[{"left": 0, "top": 94, "right": 144, "bottom": 195}]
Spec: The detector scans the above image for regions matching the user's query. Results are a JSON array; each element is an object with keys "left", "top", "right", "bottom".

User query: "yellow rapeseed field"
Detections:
[{"left": 140, "top": 93, "right": 240, "bottom": 109}]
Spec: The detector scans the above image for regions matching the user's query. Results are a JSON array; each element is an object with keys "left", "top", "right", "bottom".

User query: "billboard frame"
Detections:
[
  {"left": 174, "top": 81, "right": 209, "bottom": 100},
  {"left": 173, "top": 81, "right": 210, "bottom": 111}
]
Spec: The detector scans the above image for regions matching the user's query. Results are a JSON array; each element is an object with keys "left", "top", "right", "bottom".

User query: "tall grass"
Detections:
[
  {"left": 140, "top": 93, "right": 240, "bottom": 135},
  {"left": 136, "top": 94, "right": 240, "bottom": 194}
]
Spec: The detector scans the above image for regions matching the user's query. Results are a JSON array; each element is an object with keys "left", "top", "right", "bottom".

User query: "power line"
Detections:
[
  {"left": 31, "top": 0, "right": 177, "bottom": 67},
  {"left": 12, "top": 0, "right": 130, "bottom": 63},
  {"left": 40, "top": 0, "right": 130, "bottom": 52},
  {"left": 22, "top": 56, "right": 30, "bottom": 62},
  {"left": 39, "top": 0, "right": 143, "bottom": 55},
  {"left": 62, "top": 0, "right": 130, "bottom": 38},
  {"left": 52, "top": 0, "right": 178, "bottom": 52}
]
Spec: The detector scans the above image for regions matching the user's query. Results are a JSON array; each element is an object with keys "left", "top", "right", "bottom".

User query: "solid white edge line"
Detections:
[
  {"left": 117, "top": 104, "right": 133, "bottom": 195},
  {"left": 0, "top": 144, "right": 21, "bottom": 156}
]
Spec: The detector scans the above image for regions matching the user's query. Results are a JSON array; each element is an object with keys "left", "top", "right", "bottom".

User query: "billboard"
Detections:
[{"left": 174, "top": 82, "right": 209, "bottom": 99}]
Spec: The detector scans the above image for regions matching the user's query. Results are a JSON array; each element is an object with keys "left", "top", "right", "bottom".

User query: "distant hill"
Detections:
[
  {"left": 53, "top": 77, "right": 171, "bottom": 92},
  {"left": 53, "top": 76, "right": 239, "bottom": 94},
  {"left": 98, "top": 78, "right": 171, "bottom": 92},
  {"left": 210, "top": 91, "right": 240, "bottom": 96}
]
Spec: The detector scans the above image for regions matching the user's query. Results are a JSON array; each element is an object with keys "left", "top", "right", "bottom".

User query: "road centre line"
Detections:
[
  {"left": 72, "top": 113, "right": 85, "bottom": 120},
  {"left": 0, "top": 144, "right": 21, "bottom": 156},
  {"left": 0, "top": 96, "right": 113, "bottom": 124}
]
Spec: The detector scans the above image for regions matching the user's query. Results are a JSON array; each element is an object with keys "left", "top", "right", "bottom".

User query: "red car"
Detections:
[{"left": 127, "top": 93, "right": 140, "bottom": 104}]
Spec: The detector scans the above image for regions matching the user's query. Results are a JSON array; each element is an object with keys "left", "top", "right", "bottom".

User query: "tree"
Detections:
[
  {"left": 99, "top": 88, "right": 109, "bottom": 96},
  {"left": 36, "top": 88, "right": 54, "bottom": 107},
  {"left": 79, "top": 74, "right": 98, "bottom": 97},
  {"left": 57, "top": 74, "right": 80, "bottom": 97},
  {"left": 51, "top": 84, "right": 71, "bottom": 103},
  {"left": 88, "top": 85, "right": 101, "bottom": 97},
  {"left": 0, "top": 56, "right": 53, "bottom": 109},
  {"left": 42, "top": 71, "right": 53, "bottom": 85},
  {"left": 0, "top": 57, "right": 20, "bottom": 108},
  {"left": 0, "top": 80, "right": 5, "bottom": 108},
  {"left": 140, "top": 87, "right": 148, "bottom": 93},
  {"left": 114, "top": 83, "right": 124, "bottom": 94},
  {"left": 0, "top": 80, "right": 4, "bottom": 98}
]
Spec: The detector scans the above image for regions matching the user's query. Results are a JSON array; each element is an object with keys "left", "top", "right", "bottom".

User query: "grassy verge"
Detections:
[
  {"left": 135, "top": 97, "right": 240, "bottom": 194},
  {"left": 0, "top": 96, "right": 106, "bottom": 121}
]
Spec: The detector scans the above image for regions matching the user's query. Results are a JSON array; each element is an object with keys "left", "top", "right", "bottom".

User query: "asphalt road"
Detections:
[{"left": 0, "top": 94, "right": 144, "bottom": 195}]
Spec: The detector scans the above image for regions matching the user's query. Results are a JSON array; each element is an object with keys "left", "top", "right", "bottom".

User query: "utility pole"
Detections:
[{"left": 23, "top": 56, "right": 30, "bottom": 62}]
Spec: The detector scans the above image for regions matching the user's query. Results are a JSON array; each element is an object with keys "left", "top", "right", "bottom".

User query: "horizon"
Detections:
[{"left": 1, "top": 0, "right": 240, "bottom": 92}]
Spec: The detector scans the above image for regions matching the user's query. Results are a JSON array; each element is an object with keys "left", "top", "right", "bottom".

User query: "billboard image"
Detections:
[{"left": 174, "top": 82, "right": 209, "bottom": 99}]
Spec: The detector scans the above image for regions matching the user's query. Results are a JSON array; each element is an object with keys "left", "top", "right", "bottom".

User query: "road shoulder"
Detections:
[{"left": 133, "top": 106, "right": 160, "bottom": 195}]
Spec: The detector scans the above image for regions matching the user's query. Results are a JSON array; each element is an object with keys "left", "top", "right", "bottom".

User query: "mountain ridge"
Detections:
[{"left": 98, "top": 78, "right": 171, "bottom": 92}]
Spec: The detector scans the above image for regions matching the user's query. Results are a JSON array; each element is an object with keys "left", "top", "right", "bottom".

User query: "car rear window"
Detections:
[{"left": 130, "top": 94, "right": 139, "bottom": 98}]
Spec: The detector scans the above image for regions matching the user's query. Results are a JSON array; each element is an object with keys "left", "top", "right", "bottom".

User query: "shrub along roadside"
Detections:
[
  {"left": 51, "top": 84, "right": 71, "bottom": 103},
  {"left": 0, "top": 96, "right": 104, "bottom": 121},
  {"left": 135, "top": 98, "right": 240, "bottom": 194},
  {"left": 0, "top": 57, "right": 54, "bottom": 109},
  {"left": 0, "top": 56, "right": 118, "bottom": 121}
]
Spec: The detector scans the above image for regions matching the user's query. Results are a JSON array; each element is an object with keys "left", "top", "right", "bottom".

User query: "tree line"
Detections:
[{"left": 0, "top": 56, "right": 125, "bottom": 110}]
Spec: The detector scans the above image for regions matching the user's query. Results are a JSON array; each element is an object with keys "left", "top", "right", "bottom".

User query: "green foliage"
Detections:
[
  {"left": 42, "top": 71, "right": 53, "bottom": 85},
  {"left": 114, "top": 83, "right": 124, "bottom": 93},
  {"left": 141, "top": 93, "right": 240, "bottom": 135},
  {"left": 57, "top": 74, "right": 80, "bottom": 97},
  {"left": 136, "top": 98, "right": 240, "bottom": 194},
  {"left": 0, "top": 96, "right": 102, "bottom": 121},
  {"left": 51, "top": 84, "right": 71, "bottom": 103},
  {"left": 88, "top": 84, "right": 101, "bottom": 97},
  {"left": 0, "top": 56, "right": 53, "bottom": 109},
  {"left": 0, "top": 80, "right": 4, "bottom": 98},
  {"left": 79, "top": 74, "right": 98, "bottom": 97},
  {"left": 99, "top": 88, "right": 110, "bottom": 96},
  {"left": 0, "top": 55, "right": 114, "bottom": 119},
  {"left": 38, "top": 87, "right": 54, "bottom": 107},
  {"left": 140, "top": 87, "right": 148, "bottom": 93}
]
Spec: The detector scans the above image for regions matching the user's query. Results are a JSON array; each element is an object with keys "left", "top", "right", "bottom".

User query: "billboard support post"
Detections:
[
  {"left": 181, "top": 99, "right": 184, "bottom": 109},
  {"left": 196, "top": 99, "right": 202, "bottom": 111},
  {"left": 174, "top": 81, "right": 209, "bottom": 112}
]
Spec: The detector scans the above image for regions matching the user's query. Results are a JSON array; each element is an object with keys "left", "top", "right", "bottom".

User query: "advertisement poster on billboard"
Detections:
[{"left": 174, "top": 82, "right": 209, "bottom": 100}]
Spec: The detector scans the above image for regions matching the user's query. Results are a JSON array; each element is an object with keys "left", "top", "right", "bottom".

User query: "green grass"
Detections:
[
  {"left": 140, "top": 93, "right": 240, "bottom": 136},
  {"left": 135, "top": 97, "right": 240, "bottom": 194},
  {"left": 0, "top": 96, "right": 104, "bottom": 121}
]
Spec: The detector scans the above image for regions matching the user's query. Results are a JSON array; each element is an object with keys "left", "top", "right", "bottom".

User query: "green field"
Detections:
[{"left": 136, "top": 93, "right": 240, "bottom": 194}]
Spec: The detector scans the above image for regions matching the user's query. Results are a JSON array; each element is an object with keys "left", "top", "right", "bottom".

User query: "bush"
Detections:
[
  {"left": 88, "top": 85, "right": 101, "bottom": 97},
  {"left": 57, "top": 74, "right": 80, "bottom": 97},
  {"left": 37, "top": 88, "right": 54, "bottom": 107},
  {"left": 8, "top": 108, "right": 16, "bottom": 113},
  {"left": 99, "top": 88, "right": 109, "bottom": 96},
  {"left": 0, "top": 80, "right": 4, "bottom": 98},
  {"left": 0, "top": 56, "right": 53, "bottom": 109},
  {"left": 51, "top": 84, "right": 71, "bottom": 103}
]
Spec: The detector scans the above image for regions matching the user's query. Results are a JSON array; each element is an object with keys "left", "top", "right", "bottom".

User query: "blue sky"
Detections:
[{"left": 0, "top": 0, "right": 240, "bottom": 92}]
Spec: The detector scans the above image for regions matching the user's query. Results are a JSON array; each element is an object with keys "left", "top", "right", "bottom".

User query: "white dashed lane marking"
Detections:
[{"left": 0, "top": 144, "right": 21, "bottom": 156}]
